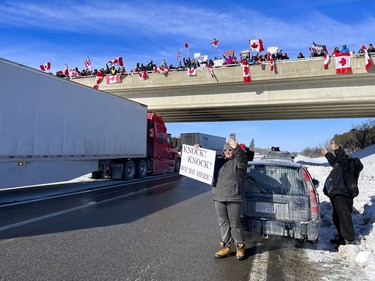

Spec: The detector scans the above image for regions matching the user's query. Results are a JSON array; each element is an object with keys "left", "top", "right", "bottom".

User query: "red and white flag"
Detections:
[
  {"left": 56, "top": 65, "right": 69, "bottom": 77},
  {"left": 249, "top": 39, "right": 265, "bottom": 53},
  {"left": 93, "top": 71, "right": 106, "bottom": 89},
  {"left": 323, "top": 48, "right": 330, "bottom": 70},
  {"left": 108, "top": 56, "right": 124, "bottom": 66},
  {"left": 270, "top": 58, "right": 275, "bottom": 72},
  {"left": 267, "top": 53, "right": 275, "bottom": 72},
  {"left": 241, "top": 60, "right": 252, "bottom": 83},
  {"left": 335, "top": 52, "right": 352, "bottom": 74},
  {"left": 154, "top": 65, "right": 169, "bottom": 74},
  {"left": 187, "top": 68, "right": 197, "bottom": 76},
  {"left": 40, "top": 62, "right": 51, "bottom": 71},
  {"left": 105, "top": 74, "right": 121, "bottom": 84},
  {"left": 361, "top": 45, "right": 372, "bottom": 71},
  {"left": 185, "top": 42, "right": 189, "bottom": 49},
  {"left": 177, "top": 50, "right": 182, "bottom": 61},
  {"left": 211, "top": 38, "right": 219, "bottom": 48},
  {"left": 206, "top": 65, "right": 215, "bottom": 78},
  {"left": 138, "top": 70, "right": 148, "bottom": 80},
  {"left": 84, "top": 58, "right": 92, "bottom": 70}
]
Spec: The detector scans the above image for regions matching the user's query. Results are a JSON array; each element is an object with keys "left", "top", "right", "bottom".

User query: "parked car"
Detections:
[
  {"left": 241, "top": 161, "right": 320, "bottom": 243},
  {"left": 261, "top": 150, "right": 294, "bottom": 162}
]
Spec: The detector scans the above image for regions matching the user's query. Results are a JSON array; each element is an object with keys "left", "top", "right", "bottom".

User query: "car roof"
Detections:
[
  {"left": 267, "top": 151, "right": 291, "bottom": 155},
  {"left": 248, "top": 160, "right": 303, "bottom": 168}
]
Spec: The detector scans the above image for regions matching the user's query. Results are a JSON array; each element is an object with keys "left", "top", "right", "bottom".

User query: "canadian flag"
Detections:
[
  {"left": 56, "top": 65, "right": 69, "bottom": 77},
  {"left": 335, "top": 52, "right": 352, "bottom": 74},
  {"left": 93, "top": 71, "right": 106, "bottom": 89},
  {"left": 324, "top": 49, "right": 330, "bottom": 70},
  {"left": 105, "top": 74, "right": 121, "bottom": 84},
  {"left": 138, "top": 70, "right": 148, "bottom": 80},
  {"left": 108, "top": 56, "right": 124, "bottom": 66},
  {"left": 84, "top": 58, "right": 92, "bottom": 70},
  {"left": 241, "top": 60, "right": 252, "bottom": 83},
  {"left": 206, "top": 65, "right": 215, "bottom": 78},
  {"left": 361, "top": 45, "right": 372, "bottom": 71},
  {"left": 187, "top": 68, "right": 197, "bottom": 76},
  {"left": 211, "top": 38, "right": 219, "bottom": 48},
  {"left": 249, "top": 39, "right": 265, "bottom": 53},
  {"left": 154, "top": 65, "right": 169, "bottom": 74},
  {"left": 40, "top": 62, "right": 51, "bottom": 71},
  {"left": 267, "top": 53, "right": 275, "bottom": 72},
  {"left": 177, "top": 50, "right": 182, "bottom": 60}
]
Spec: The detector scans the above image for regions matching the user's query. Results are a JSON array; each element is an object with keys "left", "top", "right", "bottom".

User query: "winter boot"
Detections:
[
  {"left": 330, "top": 235, "right": 345, "bottom": 245},
  {"left": 214, "top": 242, "right": 231, "bottom": 259},
  {"left": 236, "top": 243, "right": 245, "bottom": 260}
]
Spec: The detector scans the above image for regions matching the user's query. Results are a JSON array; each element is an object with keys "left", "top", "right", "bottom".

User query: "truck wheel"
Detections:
[
  {"left": 123, "top": 160, "right": 136, "bottom": 180},
  {"left": 136, "top": 160, "right": 147, "bottom": 178},
  {"left": 174, "top": 158, "right": 181, "bottom": 173}
]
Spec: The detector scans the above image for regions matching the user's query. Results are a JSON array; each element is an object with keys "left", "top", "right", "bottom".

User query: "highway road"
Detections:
[{"left": 0, "top": 175, "right": 322, "bottom": 281}]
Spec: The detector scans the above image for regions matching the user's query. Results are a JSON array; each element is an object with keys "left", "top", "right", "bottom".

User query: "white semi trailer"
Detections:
[
  {"left": 179, "top": 133, "right": 226, "bottom": 155},
  {"left": 0, "top": 58, "right": 180, "bottom": 188}
]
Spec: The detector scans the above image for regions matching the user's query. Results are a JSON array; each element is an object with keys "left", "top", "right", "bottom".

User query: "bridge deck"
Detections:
[{"left": 73, "top": 56, "right": 375, "bottom": 122}]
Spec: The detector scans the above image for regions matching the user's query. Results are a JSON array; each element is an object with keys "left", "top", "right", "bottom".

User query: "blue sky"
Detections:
[{"left": 1, "top": 0, "right": 374, "bottom": 152}]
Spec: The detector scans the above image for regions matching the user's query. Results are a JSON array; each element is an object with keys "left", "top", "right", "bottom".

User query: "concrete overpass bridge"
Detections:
[{"left": 74, "top": 56, "right": 375, "bottom": 123}]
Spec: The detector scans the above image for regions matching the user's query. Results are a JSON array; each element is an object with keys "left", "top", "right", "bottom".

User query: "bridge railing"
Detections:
[{"left": 73, "top": 55, "right": 374, "bottom": 91}]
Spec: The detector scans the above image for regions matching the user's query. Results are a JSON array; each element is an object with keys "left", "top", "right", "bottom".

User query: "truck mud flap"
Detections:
[{"left": 111, "top": 164, "right": 124, "bottom": 179}]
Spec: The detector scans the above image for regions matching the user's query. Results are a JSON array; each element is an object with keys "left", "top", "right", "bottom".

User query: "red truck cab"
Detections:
[{"left": 147, "top": 111, "right": 180, "bottom": 174}]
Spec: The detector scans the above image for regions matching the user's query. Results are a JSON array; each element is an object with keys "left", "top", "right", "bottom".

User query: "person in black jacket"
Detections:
[
  {"left": 322, "top": 140, "right": 355, "bottom": 246},
  {"left": 212, "top": 138, "right": 248, "bottom": 260}
]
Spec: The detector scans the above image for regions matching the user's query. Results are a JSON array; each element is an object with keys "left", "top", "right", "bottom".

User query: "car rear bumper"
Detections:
[{"left": 241, "top": 216, "right": 320, "bottom": 242}]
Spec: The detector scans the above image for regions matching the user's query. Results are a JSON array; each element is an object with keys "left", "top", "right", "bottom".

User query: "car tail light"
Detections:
[{"left": 302, "top": 169, "right": 319, "bottom": 220}]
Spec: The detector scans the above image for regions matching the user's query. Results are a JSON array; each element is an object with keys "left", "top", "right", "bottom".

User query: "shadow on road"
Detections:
[{"left": 0, "top": 176, "right": 211, "bottom": 239}]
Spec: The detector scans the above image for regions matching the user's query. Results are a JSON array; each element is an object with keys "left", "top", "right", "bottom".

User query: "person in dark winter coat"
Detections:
[
  {"left": 212, "top": 138, "right": 248, "bottom": 260},
  {"left": 239, "top": 143, "right": 255, "bottom": 161},
  {"left": 322, "top": 140, "right": 355, "bottom": 246}
]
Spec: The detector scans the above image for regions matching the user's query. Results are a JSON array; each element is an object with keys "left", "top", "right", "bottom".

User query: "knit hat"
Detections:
[{"left": 223, "top": 142, "right": 232, "bottom": 151}]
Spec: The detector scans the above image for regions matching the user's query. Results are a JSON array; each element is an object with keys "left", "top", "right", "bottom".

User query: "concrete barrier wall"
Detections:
[{"left": 74, "top": 56, "right": 374, "bottom": 91}]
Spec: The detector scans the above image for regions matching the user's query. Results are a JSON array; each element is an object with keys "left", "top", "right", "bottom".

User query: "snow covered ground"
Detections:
[{"left": 295, "top": 145, "right": 375, "bottom": 280}]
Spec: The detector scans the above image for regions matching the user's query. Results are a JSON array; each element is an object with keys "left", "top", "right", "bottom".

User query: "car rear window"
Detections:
[
  {"left": 267, "top": 152, "right": 291, "bottom": 158},
  {"left": 246, "top": 164, "right": 306, "bottom": 196}
]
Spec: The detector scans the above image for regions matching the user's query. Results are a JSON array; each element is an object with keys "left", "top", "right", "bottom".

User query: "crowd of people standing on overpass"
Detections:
[{"left": 54, "top": 42, "right": 375, "bottom": 79}]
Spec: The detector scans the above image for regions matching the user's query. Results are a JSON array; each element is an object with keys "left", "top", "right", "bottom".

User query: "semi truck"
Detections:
[
  {"left": 0, "top": 58, "right": 180, "bottom": 189},
  {"left": 178, "top": 133, "right": 226, "bottom": 155}
]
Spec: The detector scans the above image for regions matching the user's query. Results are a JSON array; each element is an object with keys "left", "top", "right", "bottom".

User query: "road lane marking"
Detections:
[{"left": 249, "top": 245, "right": 269, "bottom": 281}]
